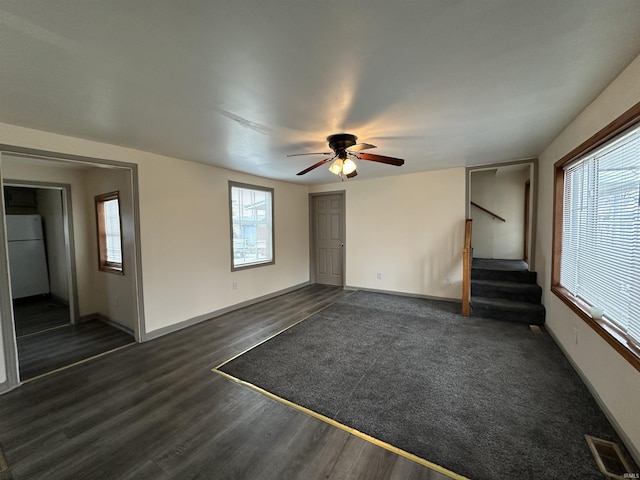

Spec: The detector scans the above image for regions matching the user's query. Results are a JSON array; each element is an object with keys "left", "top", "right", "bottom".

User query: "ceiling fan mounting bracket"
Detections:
[{"left": 327, "top": 133, "right": 357, "bottom": 152}]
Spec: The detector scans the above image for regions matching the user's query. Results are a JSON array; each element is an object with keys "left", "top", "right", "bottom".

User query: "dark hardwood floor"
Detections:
[
  {"left": 13, "top": 296, "right": 135, "bottom": 381},
  {"left": 13, "top": 296, "right": 70, "bottom": 337},
  {"left": 17, "top": 319, "right": 135, "bottom": 381},
  {"left": 0, "top": 285, "right": 451, "bottom": 480}
]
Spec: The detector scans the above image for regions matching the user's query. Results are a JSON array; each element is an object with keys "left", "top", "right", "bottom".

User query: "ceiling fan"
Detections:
[{"left": 287, "top": 133, "right": 405, "bottom": 179}]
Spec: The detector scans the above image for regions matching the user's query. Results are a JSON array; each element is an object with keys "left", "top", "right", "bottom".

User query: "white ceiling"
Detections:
[{"left": 1, "top": 1, "right": 640, "bottom": 184}]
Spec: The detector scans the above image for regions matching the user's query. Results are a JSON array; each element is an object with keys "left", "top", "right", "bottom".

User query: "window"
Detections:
[
  {"left": 95, "top": 191, "right": 123, "bottom": 274},
  {"left": 229, "top": 182, "right": 274, "bottom": 270},
  {"left": 553, "top": 103, "right": 640, "bottom": 370}
]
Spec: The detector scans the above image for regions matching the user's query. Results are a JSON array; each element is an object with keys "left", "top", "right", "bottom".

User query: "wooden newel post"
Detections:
[{"left": 462, "top": 219, "right": 473, "bottom": 316}]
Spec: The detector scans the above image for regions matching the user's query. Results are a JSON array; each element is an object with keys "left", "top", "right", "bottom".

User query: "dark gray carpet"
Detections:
[
  {"left": 472, "top": 258, "right": 529, "bottom": 271},
  {"left": 219, "top": 291, "right": 637, "bottom": 480}
]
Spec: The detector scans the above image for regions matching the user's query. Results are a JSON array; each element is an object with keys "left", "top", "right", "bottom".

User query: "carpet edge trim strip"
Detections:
[
  {"left": 16, "top": 323, "right": 70, "bottom": 339},
  {"left": 22, "top": 342, "right": 137, "bottom": 383},
  {"left": 0, "top": 442, "right": 8, "bottom": 473},
  {"left": 212, "top": 368, "right": 469, "bottom": 480}
]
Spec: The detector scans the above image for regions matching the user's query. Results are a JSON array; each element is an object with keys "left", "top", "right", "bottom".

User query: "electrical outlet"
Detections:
[
  {"left": 444, "top": 278, "right": 452, "bottom": 285},
  {"left": 232, "top": 281, "right": 238, "bottom": 290},
  {"left": 376, "top": 272, "right": 382, "bottom": 280}
]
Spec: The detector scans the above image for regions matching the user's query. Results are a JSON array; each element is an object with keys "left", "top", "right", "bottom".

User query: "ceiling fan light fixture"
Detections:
[
  {"left": 342, "top": 158, "right": 357, "bottom": 175},
  {"left": 292, "top": 133, "right": 404, "bottom": 178},
  {"left": 329, "top": 159, "right": 343, "bottom": 175}
]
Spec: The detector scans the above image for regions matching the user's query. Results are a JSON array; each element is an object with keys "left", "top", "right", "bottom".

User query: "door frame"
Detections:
[
  {"left": 465, "top": 158, "right": 538, "bottom": 269},
  {"left": 0, "top": 153, "right": 19, "bottom": 391},
  {"left": 4, "top": 180, "right": 79, "bottom": 324},
  {"left": 0, "top": 145, "right": 147, "bottom": 394},
  {"left": 308, "top": 191, "right": 346, "bottom": 286},
  {"left": 524, "top": 180, "right": 530, "bottom": 264}
]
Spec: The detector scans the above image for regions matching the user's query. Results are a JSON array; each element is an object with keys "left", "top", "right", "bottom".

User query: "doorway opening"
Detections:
[
  {"left": 466, "top": 160, "right": 537, "bottom": 270},
  {"left": 4, "top": 184, "right": 76, "bottom": 327},
  {"left": 4, "top": 183, "right": 134, "bottom": 381},
  {"left": 0, "top": 149, "right": 145, "bottom": 388}
]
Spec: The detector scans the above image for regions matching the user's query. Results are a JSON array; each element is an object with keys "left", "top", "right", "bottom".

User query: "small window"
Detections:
[
  {"left": 229, "top": 182, "right": 274, "bottom": 270},
  {"left": 95, "top": 191, "right": 123, "bottom": 274}
]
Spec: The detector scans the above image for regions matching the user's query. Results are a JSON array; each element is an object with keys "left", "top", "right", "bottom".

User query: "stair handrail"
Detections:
[
  {"left": 470, "top": 202, "right": 506, "bottom": 222},
  {"left": 462, "top": 219, "right": 473, "bottom": 316}
]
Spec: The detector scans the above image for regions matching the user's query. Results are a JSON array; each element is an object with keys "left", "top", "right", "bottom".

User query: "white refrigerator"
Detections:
[{"left": 6, "top": 214, "right": 51, "bottom": 299}]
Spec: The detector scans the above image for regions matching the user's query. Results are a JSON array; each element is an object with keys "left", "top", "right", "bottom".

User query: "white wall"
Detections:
[
  {"left": 137, "top": 156, "right": 310, "bottom": 332},
  {"left": 84, "top": 167, "right": 137, "bottom": 332},
  {"left": 471, "top": 166, "right": 530, "bottom": 259},
  {"left": 0, "top": 123, "right": 310, "bottom": 339},
  {"left": 536, "top": 54, "right": 640, "bottom": 460},
  {"left": 310, "top": 168, "right": 466, "bottom": 299}
]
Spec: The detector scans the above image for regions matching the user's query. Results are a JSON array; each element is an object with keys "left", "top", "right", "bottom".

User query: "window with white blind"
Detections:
[
  {"left": 95, "top": 191, "right": 124, "bottom": 274},
  {"left": 560, "top": 124, "right": 640, "bottom": 348},
  {"left": 553, "top": 108, "right": 640, "bottom": 369}
]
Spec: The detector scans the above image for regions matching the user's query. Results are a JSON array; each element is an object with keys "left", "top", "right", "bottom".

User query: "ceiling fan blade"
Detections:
[
  {"left": 357, "top": 153, "right": 405, "bottom": 166},
  {"left": 296, "top": 157, "right": 333, "bottom": 176},
  {"left": 347, "top": 143, "right": 377, "bottom": 152},
  {"left": 346, "top": 169, "right": 358, "bottom": 179},
  {"left": 287, "top": 152, "right": 332, "bottom": 157}
]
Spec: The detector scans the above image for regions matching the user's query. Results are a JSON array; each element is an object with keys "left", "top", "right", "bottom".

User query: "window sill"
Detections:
[
  {"left": 99, "top": 264, "right": 124, "bottom": 275},
  {"left": 551, "top": 284, "right": 640, "bottom": 372},
  {"left": 231, "top": 259, "right": 274, "bottom": 272}
]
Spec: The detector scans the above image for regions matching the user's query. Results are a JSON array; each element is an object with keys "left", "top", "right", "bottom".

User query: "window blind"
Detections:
[
  {"left": 561, "top": 124, "right": 640, "bottom": 348},
  {"left": 103, "top": 198, "right": 122, "bottom": 264}
]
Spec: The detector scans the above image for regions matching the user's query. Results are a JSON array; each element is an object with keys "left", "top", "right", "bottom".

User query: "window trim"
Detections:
[
  {"left": 552, "top": 101, "right": 640, "bottom": 372},
  {"left": 228, "top": 181, "right": 275, "bottom": 271},
  {"left": 95, "top": 191, "right": 124, "bottom": 275}
]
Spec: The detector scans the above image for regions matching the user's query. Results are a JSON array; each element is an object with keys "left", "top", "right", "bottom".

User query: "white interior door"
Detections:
[{"left": 312, "top": 193, "right": 344, "bottom": 286}]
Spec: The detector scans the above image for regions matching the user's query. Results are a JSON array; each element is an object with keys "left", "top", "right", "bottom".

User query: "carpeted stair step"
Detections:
[
  {"left": 471, "top": 297, "right": 546, "bottom": 325},
  {"left": 471, "top": 267, "right": 537, "bottom": 284},
  {"left": 471, "top": 279, "right": 542, "bottom": 304}
]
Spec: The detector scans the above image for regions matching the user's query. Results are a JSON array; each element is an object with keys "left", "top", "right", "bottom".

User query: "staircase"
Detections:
[{"left": 470, "top": 258, "right": 545, "bottom": 325}]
